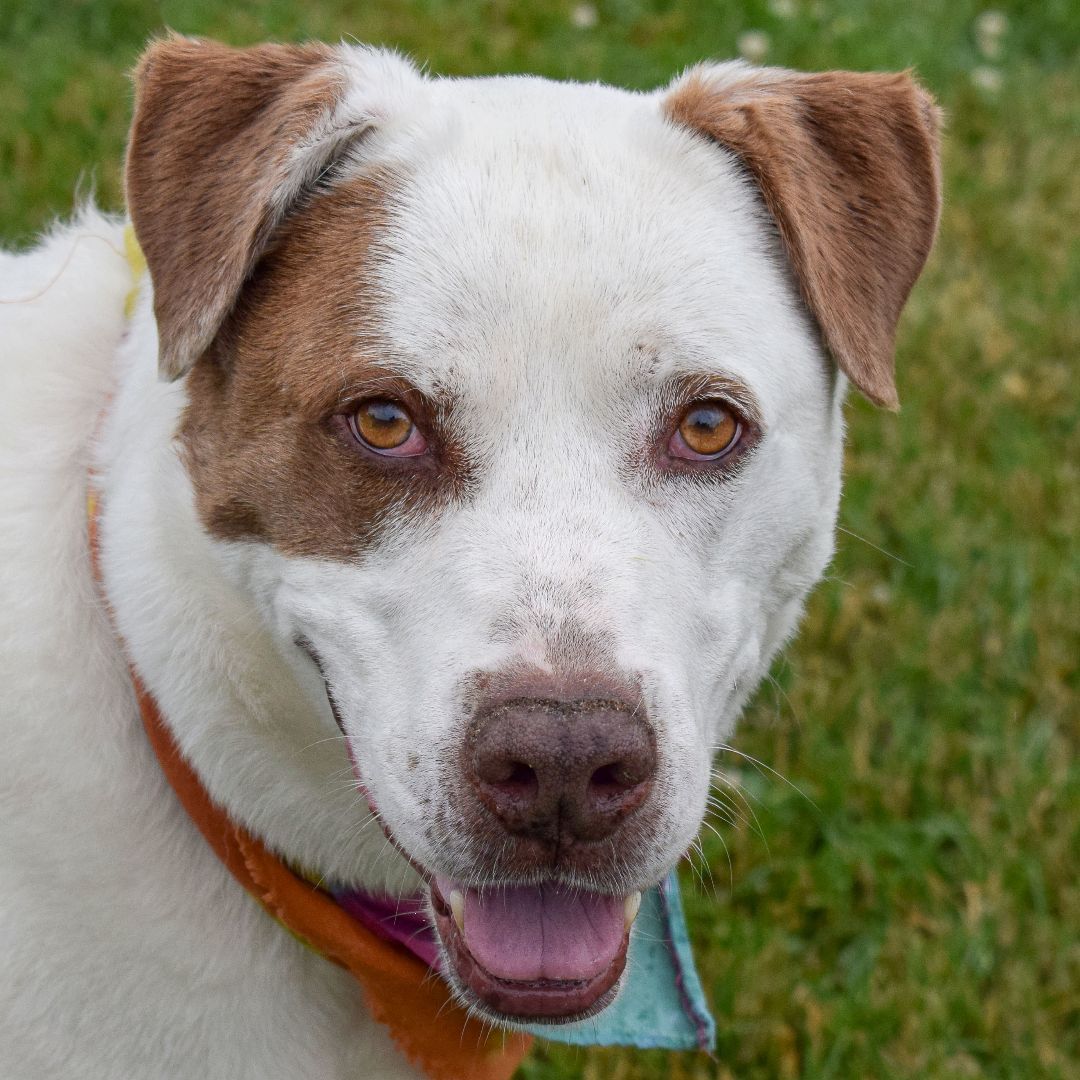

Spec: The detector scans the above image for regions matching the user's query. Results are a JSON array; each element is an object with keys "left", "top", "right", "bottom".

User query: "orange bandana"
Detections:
[{"left": 87, "top": 489, "right": 531, "bottom": 1080}]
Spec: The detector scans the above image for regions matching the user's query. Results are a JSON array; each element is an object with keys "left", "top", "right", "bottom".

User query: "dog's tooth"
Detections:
[
  {"left": 449, "top": 889, "right": 465, "bottom": 933},
  {"left": 624, "top": 891, "right": 642, "bottom": 929}
]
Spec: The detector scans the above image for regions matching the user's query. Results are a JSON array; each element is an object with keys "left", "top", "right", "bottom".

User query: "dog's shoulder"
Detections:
[
  {"left": 0, "top": 207, "right": 131, "bottom": 712},
  {"left": 0, "top": 208, "right": 131, "bottom": 749}
]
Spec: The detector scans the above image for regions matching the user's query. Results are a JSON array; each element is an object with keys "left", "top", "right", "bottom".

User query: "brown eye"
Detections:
[
  {"left": 673, "top": 401, "right": 740, "bottom": 459},
  {"left": 350, "top": 399, "right": 427, "bottom": 457}
]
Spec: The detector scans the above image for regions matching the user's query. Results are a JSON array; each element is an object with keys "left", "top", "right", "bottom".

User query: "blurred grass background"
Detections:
[{"left": 2, "top": 1, "right": 1076, "bottom": 1077}]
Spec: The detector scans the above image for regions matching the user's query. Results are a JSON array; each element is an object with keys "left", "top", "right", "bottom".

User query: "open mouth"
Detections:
[
  {"left": 300, "top": 648, "right": 644, "bottom": 1022},
  {"left": 430, "top": 877, "right": 641, "bottom": 1021}
]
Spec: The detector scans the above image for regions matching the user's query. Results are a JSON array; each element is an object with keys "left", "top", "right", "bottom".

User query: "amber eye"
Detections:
[
  {"left": 349, "top": 399, "right": 427, "bottom": 457},
  {"left": 672, "top": 401, "right": 741, "bottom": 460}
]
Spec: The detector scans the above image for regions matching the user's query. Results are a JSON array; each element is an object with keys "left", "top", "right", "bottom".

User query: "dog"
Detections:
[{"left": 0, "top": 35, "right": 941, "bottom": 1080}]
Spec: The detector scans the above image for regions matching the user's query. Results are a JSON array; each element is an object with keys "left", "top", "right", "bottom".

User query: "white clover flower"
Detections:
[
  {"left": 975, "top": 10, "right": 1008, "bottom": 39},
  {"left": 768, "top": 0, "right": 798, "bottom": 19},
  {"left": 971, "top": 65, "right": 1004, "bottom": 93},
  {"left": 870, "top": 583, "right": 892, "bottom": 608},
  {"left": 570, "top": 3, "right": 598, "bottom": 29},
  {"left": 737, "top": 30, "right": 770, "bottom": 63},
  {"left": 974, "top": 10, "right": 1008, "bottom": 59}
]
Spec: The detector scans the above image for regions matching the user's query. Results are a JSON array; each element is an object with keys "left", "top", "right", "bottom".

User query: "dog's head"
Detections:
[{"left": 124, "top": 38, "right": 940, "bottom": 1023}]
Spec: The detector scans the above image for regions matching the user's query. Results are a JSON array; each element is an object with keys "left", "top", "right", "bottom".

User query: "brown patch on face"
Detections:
[
  {"left": 125, "top": 36, "right": 347, "bottom": 380},
  {"left": 664, "top": 66, "right": 942, "bottom": 409},
  {"left": 180, "top": 177, "right": 464, "bottom": 561}
]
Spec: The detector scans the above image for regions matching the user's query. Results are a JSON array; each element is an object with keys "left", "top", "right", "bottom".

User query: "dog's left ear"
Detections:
[{"left": 663, "top": 63, "right": 942, "bottom": 409}]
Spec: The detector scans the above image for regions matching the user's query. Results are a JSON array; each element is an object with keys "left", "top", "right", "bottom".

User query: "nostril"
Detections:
[
  {"left": 588, "top": 760, "right": 648, "bottom": 802},
  {"left": 588, "top": 762, "right": 624, "bottom": 796},
  {"left": 503, "top": 761, "right": 537, "bottom": 794},
  {"left": 479, "top": 759, "right": 538, "bottom": 801}
]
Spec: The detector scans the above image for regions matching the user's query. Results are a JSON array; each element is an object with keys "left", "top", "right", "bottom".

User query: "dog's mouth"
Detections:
[
  {"left": 429, "top": 877, "right": 639, "bottom": 1021},
  {"left": 298, "top": 645, "right": 642, "bottom": 1021}
]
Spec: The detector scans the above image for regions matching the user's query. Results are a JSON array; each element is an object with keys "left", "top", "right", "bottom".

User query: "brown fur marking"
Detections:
[
  {"left": 125, "top": 36, "right": 345, "bottom": 380},
  {"left": 664, "top": 66, "right": 943, "bottom": 409},
  {"left": 181, "top": 179, "right": 467, "bottom": 560}
]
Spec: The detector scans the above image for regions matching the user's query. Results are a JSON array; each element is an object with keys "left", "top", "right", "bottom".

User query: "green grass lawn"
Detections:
[{"left": 2, "top": 2, "right": 1076, "bottom": 1077}]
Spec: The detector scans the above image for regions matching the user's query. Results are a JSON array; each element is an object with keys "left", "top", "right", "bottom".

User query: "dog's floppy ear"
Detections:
[
  {"left": 664, "top": 63, "right": 942, "bottom": 409},
  {"left": 125, "top": 35, "right": 419, "bottom": 380}
]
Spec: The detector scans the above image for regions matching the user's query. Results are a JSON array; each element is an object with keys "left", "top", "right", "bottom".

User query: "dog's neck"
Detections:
[{"left": 93, "top": 281, "right": 419, "bottom": 895}]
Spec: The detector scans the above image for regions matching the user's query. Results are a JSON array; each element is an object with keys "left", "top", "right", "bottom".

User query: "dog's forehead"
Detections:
[{"left": 359, "top": 75, "right": 815, "bottom": 414}]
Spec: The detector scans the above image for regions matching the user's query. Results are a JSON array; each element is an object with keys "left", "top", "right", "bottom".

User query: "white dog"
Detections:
[{"left": 0, "top": 36, "right": 940, "bottom": 1080}]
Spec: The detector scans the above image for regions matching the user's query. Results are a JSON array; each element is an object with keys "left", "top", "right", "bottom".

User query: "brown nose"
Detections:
[{"left": 466, "top": 698, "right": 656, "bottom": 846}]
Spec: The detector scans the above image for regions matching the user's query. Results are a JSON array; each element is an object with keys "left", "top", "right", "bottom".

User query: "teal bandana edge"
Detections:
[{"left": 524, "top": 870, "right": 716, "bottom": 1051}]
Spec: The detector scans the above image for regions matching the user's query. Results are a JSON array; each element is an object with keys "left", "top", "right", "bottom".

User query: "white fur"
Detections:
[{"left": 0, "top": 52, "right": 845, "bottom": 1078}]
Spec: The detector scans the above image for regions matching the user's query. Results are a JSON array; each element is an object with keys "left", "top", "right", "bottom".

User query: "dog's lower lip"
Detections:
[{"left": 430, "top": 879, "right": 632, "bottom": 1022}]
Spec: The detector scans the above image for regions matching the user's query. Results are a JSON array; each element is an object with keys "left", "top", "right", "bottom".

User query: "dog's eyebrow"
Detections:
[
  {"left": 627, "top": 341, "right": 766, "bottom": 431},
  {"left": 329, "top": 368, "right": 432, "bottom": 409},
  {"left": 338, "top": 338, "right": 466, "bottom": 403},
  {"left": 289, "top": 356, "right": 456, "bottom": 420},
  {"left": 664, "top": 371, "right": 765, "bottom": 430}
]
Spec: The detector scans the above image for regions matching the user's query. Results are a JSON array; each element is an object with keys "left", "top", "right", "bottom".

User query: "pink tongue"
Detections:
[{"left": 441, "top": 880, "right": 625, "bottom": 982}]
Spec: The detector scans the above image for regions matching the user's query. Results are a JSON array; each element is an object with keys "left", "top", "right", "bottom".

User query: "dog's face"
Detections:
[{"left": 126, "top": 39, "right": 940, "bottom": 1022}]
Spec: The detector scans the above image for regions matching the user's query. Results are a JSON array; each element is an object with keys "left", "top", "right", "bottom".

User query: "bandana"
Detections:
[{"left": 89, "top": 226, "right": 715, "bottom": 1078}]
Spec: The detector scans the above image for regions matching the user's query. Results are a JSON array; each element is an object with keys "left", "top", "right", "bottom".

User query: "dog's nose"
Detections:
[{"left": 466, "top": 698, "right": 656, "bottom": 845}]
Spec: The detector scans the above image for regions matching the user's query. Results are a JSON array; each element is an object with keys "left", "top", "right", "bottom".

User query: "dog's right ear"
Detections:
[{"left": 125, "top": 35, "right": 422, "bottom": 381}]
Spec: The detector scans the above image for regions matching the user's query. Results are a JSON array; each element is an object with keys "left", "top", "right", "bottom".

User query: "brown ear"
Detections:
[
  {"left": 126, "top": 36, "right": 368, "bottom": 379},
  {"left": 664, "top": 63, "right": 942, "bottom": 409}
]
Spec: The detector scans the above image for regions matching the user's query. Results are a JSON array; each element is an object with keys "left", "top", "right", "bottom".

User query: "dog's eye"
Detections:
[
  {"left": 670, "top": 401, "right": 741, "bottom": 460},
  {"left": 349, "top": 399, "right": 428, "bottom": 457}
]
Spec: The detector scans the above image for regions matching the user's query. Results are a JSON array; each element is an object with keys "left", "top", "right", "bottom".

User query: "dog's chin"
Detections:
[{"left": 428, "top": 877, "right": 638, "bottom": 1024}]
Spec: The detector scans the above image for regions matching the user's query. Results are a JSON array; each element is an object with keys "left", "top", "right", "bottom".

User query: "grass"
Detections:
[{"left": 2, "top": 2, "right": 1076, "bottom": 1077}]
